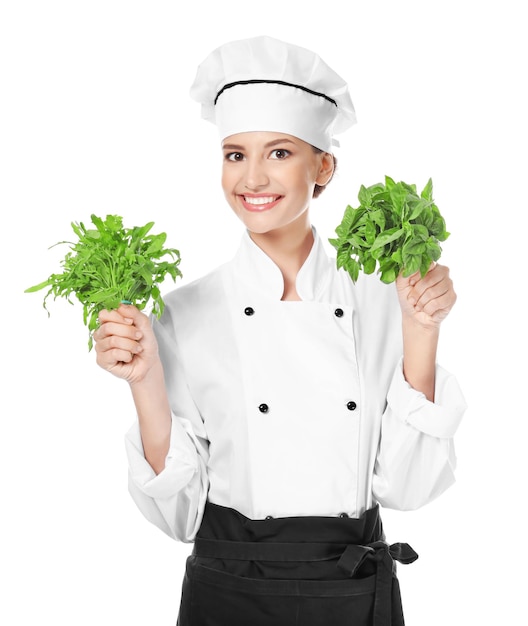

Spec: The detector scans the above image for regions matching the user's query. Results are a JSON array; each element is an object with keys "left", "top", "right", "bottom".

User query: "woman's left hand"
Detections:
[{"left": 396, "top": 263, "right": 457, "bottom": 330}]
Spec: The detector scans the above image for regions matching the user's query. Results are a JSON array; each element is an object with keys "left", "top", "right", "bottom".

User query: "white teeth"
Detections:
[{"left": 244, "top": 196, "right": 278, "bottom": 205}]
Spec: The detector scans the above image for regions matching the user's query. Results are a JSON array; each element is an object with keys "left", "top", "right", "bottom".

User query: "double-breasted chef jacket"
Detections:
[{"left": 125, "top": 227, "right": 467, "bottom": 542}]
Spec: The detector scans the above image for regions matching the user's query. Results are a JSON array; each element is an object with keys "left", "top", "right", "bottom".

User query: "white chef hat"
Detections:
[{"left": 189, "top": 35, "right": 356, "bottom": 152}]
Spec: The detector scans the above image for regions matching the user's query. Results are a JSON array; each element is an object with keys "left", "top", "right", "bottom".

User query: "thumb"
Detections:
[{"left": 117, "top": 303, "right": 151, "bottom": 330}]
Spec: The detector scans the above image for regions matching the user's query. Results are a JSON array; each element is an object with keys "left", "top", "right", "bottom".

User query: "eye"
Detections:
[
  {"left": 225, "top": 152, "right": 245, "bottom": 162},
  {"left": 270, "top": 149, "right": 291, "bottom": 160}
]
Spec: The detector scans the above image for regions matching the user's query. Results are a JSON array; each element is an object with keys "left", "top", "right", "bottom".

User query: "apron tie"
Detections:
[
  {"left": 337, "top": 541, "right": 418, "bottom": 626},
  {"left": 337, "top": 541, "right": 418, "bottom": 576}
]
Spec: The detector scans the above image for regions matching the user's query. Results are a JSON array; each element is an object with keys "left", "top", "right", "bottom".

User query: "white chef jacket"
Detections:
[{"left": 125, "top": 228, "right": 466, "bottom": 542}]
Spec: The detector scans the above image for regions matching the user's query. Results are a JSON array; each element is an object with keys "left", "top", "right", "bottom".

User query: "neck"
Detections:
[{"left": 249, "top": 219, "right": 314, "bottom": 301}]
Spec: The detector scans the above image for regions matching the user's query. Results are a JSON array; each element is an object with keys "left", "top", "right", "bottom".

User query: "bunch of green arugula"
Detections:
[
  {"left": 329, "top": 176, "right": 449, "bottom": 284},
  {"left": 25, "top": 214, "right": 182, "bottom": 350}
]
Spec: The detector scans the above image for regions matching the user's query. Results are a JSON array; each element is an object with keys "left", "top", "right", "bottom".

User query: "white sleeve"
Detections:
[
  {"left": 124, "top": 316, "right": 210, "bottom": 543},
  {"left": 372, "top": 358, "right": 467, "bottom": 511}
]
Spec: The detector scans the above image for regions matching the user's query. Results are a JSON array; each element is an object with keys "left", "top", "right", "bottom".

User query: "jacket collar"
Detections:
[{"left": 232, "top": 226, "right": 331, "bottom": 301}]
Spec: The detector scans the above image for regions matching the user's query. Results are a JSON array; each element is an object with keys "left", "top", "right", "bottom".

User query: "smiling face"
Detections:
[{"left": 221, "top": 132, "right": 333, "bottom": 238}]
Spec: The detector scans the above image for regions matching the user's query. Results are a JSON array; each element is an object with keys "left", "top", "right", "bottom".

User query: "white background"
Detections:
[{"left": 1, "top": 1, "right": 526, "bottom": 624}]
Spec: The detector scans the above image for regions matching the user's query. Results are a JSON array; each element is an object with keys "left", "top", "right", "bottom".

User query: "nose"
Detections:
[{"left": 244, "top": 159, "right": 269, "bottom": 191}]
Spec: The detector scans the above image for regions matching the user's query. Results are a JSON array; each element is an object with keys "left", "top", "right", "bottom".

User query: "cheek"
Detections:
[
  {"left": 282, "top": 163, "right": 315, "bottom": 195},
  {"left": 221, "top": 168, "right": 235, "bottom": 199},
  {"left": 296, "top": 156, "right": 320, "bottom": 189},
  {"left": 221, "top": 166, "right": 230, "bottom": 192},
  {"left": 299, "top": 170, "right": 318, "bottom": 200},
  {"left": 221, "top": 168, "right": 239, "bottom": 211}
]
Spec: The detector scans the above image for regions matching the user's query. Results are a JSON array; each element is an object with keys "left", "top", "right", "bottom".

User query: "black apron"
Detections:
[{"left": 176, "top": 501, "right": 418, "bottom": 626}]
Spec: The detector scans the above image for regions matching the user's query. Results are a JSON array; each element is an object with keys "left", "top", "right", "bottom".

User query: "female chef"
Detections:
[{"left": 93, "top": 36, "right": 467, "bottom": 626}]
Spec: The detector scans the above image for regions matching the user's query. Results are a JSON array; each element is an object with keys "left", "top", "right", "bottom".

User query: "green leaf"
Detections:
[
  {"left": 336, "top": 245, "right": 352, "bottom": 270},
  {"left": 363, "top": 256, "right": 376, "bottom": 274},
  {"left": 426, "top": 240, "right": 442, "bottom": 261},
  {"left": 391, "top": 248, "right": 403, "bottom": 265},
  {"left": 364, "top": 219, "right": 377, "bottom": 245},
  {"left": 403, "top": 239, "right": 426, "bottom": 255},
  {"left": 369, "top": 208, "right": 386, "bottom": 232},
  {"left": 380, "top": 265, "right": 397, "bottom": 284},
  {"left": 389, "top": 184, "right": 407, "bottom": 215},
  {"left": 430, "top": 215, "right": 447, "bottom": 237},
  {"left": 145, "top": 233, "right": 167, "bottom": 254},
  {"left": 402, "top": 255, "right": 421, "bottom": 277},
  {"left": 24, "top": 279, "right": 52, "bottom": 293},
  {"left": 371, "top": 227, "right": 404, "bottom": 251},
  {"left": 358, "top": 184, "right": 371, "bottom": 206},
  {"left": 421, "top": 178, "right": 434, "bottom": 201},
  {"left": 407, "top": 198, "right": 430, "bottom": 221},
  {"left": 90, "top": 214, "right": 106, "bottom": 233},
  {"left": 401, "top": 181, "right": 417, "bottom": 195},
  {"left": 345, "top": 257, "right": 360, "bottom": 283},
  {"left": 420, "top": 254, "right": 432, "bottom": 277},
  {"left": 348, "top": 206, "right": 368, "bottom": 232},
  {"left": 371, "top": 245, "right": 385, "bottom": 261},
  {"left": 347, "top": 234, "right": 367, "bottom": 249},
  {"left": 135, "top": 221, "right": 155, "bottom": 240},
  {"left": 411, "top": 224, "right": 430, "bottom": 241},
  {"left": 384, "top": 175, "right": 396, "bottom": 189}
]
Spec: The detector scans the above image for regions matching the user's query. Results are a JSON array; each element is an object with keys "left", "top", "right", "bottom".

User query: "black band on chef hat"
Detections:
[{"left": 214, "top": 79, "right": 338, "bottom": 108}]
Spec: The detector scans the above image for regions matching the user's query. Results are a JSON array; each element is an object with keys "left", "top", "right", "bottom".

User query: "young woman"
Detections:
[{"left": 93, "top": 36, "right": 466, "bottom": 626}]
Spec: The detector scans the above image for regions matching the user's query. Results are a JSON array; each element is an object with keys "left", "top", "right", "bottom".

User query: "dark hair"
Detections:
[{"left": 312, "top": 147, "right": 337, "bottom": 198}]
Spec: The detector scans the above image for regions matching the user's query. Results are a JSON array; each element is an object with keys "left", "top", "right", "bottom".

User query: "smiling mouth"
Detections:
[{"left": 240, "top": 195, "right": 282, "bottom": 211}]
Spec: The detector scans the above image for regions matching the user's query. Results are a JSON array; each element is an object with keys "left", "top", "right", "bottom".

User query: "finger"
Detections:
[
  {"left": 97, "top": 308, "right": 135, "bottom": 325},
  {"left": 94, "top": 320, "right": 143, "bottom": 343},
  {"left": 103, "top": 347, "right": 136, "bottom": 363},
  {"left": 116, "top": 304, "right": 152, "bottom": 332},
  {"left": 95, "top": 341, "right": 140, "bottom": 370},
  {"left": 94, "top": 306, "right": 147, "bottom": 343},
  {"left": 420, "top": 290, "right": 457, "bottom": 318},
  {"left": 409, "top": 266, "right": 450, "bottom": 303},
  {"left": 413, "top": 281, "right": 451, "bottom": 310},
  {"left": 431, "top": 308, "right": 452, "bottom": 323},
  {"left": 407, "top": 262, "right": 436, "bottom": 287},
  {"left": 96, "top": 350, "right": 136, "bottom": 376},
  {"left": 95, "top": 331, "right": 143, "bottom": 354},
  {"left": 412, "top": 265, "right": 446, "bottom": 292}
]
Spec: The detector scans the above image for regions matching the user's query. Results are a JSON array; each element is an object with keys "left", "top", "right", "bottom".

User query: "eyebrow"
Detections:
[{"left": 222, "top": 138, "right": 296, "bottom": 151}]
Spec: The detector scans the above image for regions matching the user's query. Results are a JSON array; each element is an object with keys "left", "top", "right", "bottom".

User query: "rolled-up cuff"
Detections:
[
  {"left": 125, "top": 412, "right": 199, "bottom": 500},
  {"left": 387, "top": 358, "right": 467, "bottom": 439}
]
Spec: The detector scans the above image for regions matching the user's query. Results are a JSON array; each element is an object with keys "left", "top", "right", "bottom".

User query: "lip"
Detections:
[{"left": 239, "top": 194, "right": 283, "bottom": 212}]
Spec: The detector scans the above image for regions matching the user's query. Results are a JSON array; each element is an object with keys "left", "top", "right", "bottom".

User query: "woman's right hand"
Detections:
[{"left": 93, "top": 304, "right": 160, "bottom": 384}]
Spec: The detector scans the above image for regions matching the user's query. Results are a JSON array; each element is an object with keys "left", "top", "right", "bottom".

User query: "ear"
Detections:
[{"left": 315, "top": 152, "right": 334, "bottom": 186}]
